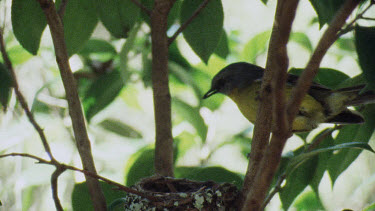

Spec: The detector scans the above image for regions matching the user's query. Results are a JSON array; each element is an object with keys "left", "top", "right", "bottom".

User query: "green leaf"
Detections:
[
  {"left": 181, "top": 0, "right": 224, "bottom": 63},
  {"left": 328, "top": 105, "right": 375, "bottom": 185},
  {"left": 83, "top": 69, "right": 124, "bottom": 122},
  {"left": 260, "top": 0, "right": 268, "bottom": 4},
  {"left": 98, "top": 119, "right": 142, "bottom": 139},
  {"left": 289, "top": 68, "right": 349, "bottom": 89},
  {"left": 280, "top": 156, "right": 318, "bottom": 211},
  {"left": 79, "top": 39, "right": 117, "bottom": 62},
  {"left": 241, "top": 30, "right": 271, "bottom": 63},
  {"left": 355, "top": 25, "right": 375, "bottom": 91},
  {"left": 336, "top": 37, "right": 355, "bottom": 52},
  {"left": 97, "top": 0, "right": 140, "bottom": 38},
  {"left": 140, "top": 0, "right": 182, "bottom": 28},
  {"left": 214, "top": 29, "right": 229, "bottom": 59},
  {"left": 0, "top": 63, "right": 12, "bottom": 111},
  {"left": 172, "top": 98, "right": 208, "bottom": 142},
  {"left": 63, "top": 0, "right": 98, "bottom": 56},
  {"left": 4, "top": 45, "right": 33, "bottom": 65},
  {"left": 11, "top": 0, "right": 47, "bottom": 55},
  {"left": 125, "top": 147, "right": 155, "bottom": 186},
  {"left": 290, "top": 32, "right": 313, "bottom": 53},
  {"left": 175, "top": 166, "right": 243, "bottom": 189},
  {"left": 293, "top": 190, "right": 324, "bottom": 211},
  {"left": 363, "top": 202, "right": 375, "bottom": 211},
  {"left": 169, "top": 42, "right": 191, "bottom": 69},
  {"left": 72, "top": 181, "right": 125, "bottom": 211},
  {"left": 309, "top": 0, "right": 345, "bottom": 28},
  {"left": 169, "top": 61, "right": 202, "bottom": 98}
]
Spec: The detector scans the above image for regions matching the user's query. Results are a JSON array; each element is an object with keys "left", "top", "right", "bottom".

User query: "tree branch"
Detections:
[
  {"left": 0, "top": 28, "right": 56, "bottom": 162},
  {"left": 131, "top": 0, "right": 151, "bottom": 16},
  {"left": 287, "top": 0, "right": 360, "bottom": 125},
  {"left": 151, "top": 0, "right": 176, "bottom": 177},
  {"left": 51, "top": 166, "right": 66, "bottom": 211},
  {"left": 168, "top": 0, "right": 211, "bottom": 45},
  {"left": 0, "top": 153, "right": 157, "bottom": 200},
  {"left": 240, "top": 1, "right": 299, "bottom": 210},
  {"left": 35, "top": 0, "right": 106, "bottom": 210}
]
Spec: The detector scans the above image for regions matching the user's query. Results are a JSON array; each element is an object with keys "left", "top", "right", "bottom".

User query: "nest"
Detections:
[{"left": 122, "top": 175, "right": 240, "bottom": 210}]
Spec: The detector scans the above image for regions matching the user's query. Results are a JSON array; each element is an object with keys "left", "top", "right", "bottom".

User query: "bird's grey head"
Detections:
[{"left": 203, "top": 62, "right": 264, "bottom": 99}]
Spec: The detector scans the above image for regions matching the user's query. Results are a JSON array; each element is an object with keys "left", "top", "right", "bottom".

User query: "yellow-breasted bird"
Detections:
[{"left": 203, "top": 62, "right": 375, "bottom": 132}]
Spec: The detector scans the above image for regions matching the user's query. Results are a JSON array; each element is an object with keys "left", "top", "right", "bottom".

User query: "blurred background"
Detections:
[{"left": 1, "top": 0, "right": 375, "bottom": 210}]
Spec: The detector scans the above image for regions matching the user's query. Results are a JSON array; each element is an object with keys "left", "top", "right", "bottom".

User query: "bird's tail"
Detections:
[{"left": 335, "top": 85, "right": 375, "bottom": 106}]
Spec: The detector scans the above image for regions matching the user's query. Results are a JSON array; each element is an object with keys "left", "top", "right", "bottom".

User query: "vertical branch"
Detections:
[
  {"left": 151, "top": 0, "right": 175, "bottom": 177},
  {"left": 241, "top": 0, "right": 299, "bottom": 210},
  {"left": 36, "top": 0, "right": 106, "bottom": 210}
]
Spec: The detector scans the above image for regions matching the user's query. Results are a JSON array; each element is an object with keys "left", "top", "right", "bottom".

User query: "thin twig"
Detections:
[
  {"left": 130, "top": 0, "right": 151, "bottom": 16},
  {"left": 261, "top": 174, "right": 286, "bottom": 210},
  {"left": 57, "top": 0, "right": 68, "bottom": 19},
  {"left": 0, "top": 28, "right": 56, "bottom": 162},
  {"left": 337, "top": 1, "right": 374, "bottom": 37},
  {"left": 51, "top": 166, "right": 66, "bottom": 211},
  {"left": 0, "top": 153, "right": 157, "bottom": 200},
  {"left": 168, "top": 0, "right": 211, "bottom": 45}
]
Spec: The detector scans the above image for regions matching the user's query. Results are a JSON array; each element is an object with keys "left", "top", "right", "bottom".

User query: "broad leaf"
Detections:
[
  {"left": 214, "top": 29, "right": 229, "bottom": 59},
  {"left": 99, "top": 119, "right": 142, "bottom": 139},
  {"left": 328, "top": 105, "right": 375, "bottom": 185},
  {"left": 79, "top": 39, "right": 117, "bottom": 62},
  {"left": 309, "top": 0, "right": 345, "bottom": 27},
  {"left": 169, "top": 41, "right": 191, "bottom": 69},
  {"left": 242, "top": 31, "right": 271, "bottom": 63},
  {"left": 181, "top": 0, "right": 224, "bottom": 63},
  {"left": 290, "top": 32, "right": 313, "bottom": 53},
  {"left": 0, "top": 63, "right": 12, "bottom": 111},
  {"left": 83, "top": 69, "right": 124, "bottom": 122},
  {"left": 175, "top": 166, "right": 243, "bottom": 189},
  {"left": 289, "top": 68, "right": 349, "bottom": 89},
  {"left": 355, "top": 25, "right": 375, "bottom": 91},
  {"left": 172, "top": 98, "right": 208, "bottom": 142},
  {"left": 63, "top": 0, "right": 98, "bottom": 56},
  {"left": 97, "top": 0, "right": 140, "bottom": 38},
  {"left": 11, "top": 0, "right": 47, "bottom": 55},
  {"left": 293, "top": 190, "right": 324, "bottom": 211},
  {"left": 125, "top": 147, "right": 155, "bottom": 186},
  {"left": 72, "top": 181, "right": 125, "bottom": 211}
]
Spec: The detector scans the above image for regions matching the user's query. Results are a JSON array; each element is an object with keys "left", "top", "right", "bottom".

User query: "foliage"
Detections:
[{"left": 1, "top": 0, "right": 375, "bottom": 210}]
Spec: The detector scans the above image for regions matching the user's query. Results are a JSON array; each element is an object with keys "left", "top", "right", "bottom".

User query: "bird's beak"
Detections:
[{"left": 203, "top": 89, "right": 218, "bottom": 99}]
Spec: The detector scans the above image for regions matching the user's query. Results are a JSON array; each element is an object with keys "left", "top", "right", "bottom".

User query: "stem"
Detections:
[
  {"left": 168, "top": 0, "right": 211, "bottom": 45},
  {"left": 36, "top": 0, "right": 106, "bottom": 210},
  {"left": 151, "top": 0, "right": 175, "bottom": 177}
]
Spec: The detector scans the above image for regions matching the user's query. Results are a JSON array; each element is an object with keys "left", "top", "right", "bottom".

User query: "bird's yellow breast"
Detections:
[{"left": 228, "top": 82, "right": 326, "bottom": 131}]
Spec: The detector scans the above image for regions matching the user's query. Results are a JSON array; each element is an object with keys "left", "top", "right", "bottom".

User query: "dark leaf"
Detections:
[
  {"left": 72, "top": 181, "right": 125, "bottom": 211},
  {"left": 293, "top": 190, "right": 325, "bottom": 211},
  {"left": 309, "top": 0, "right": 345, "bottom": 27},
  {"left": 83, "top": 69, "right": 124, "bottom": 122},
  {"left": 63, "top": 0, "right": 98, "bottom": 56},
  {"left": 79, "top": 39, "right": 117, "bottom": 62},
  {"left": 328, "top": 105, "right": 375, "bottom": 185},
  {"left": 141, "top": 0, "right": 182, "bottom": 28},
  {"left": 99, "top": 119, "right": 142, "bottom": 139},
  {"left": 169, "top": 41, "right": 191, "bottom": 69},
  {"left": 355, "top": 25, "right": 375, "bottom": 91},
  {"left": 289, "top": 68, "right": 349, "bottom": 89},
  {"left": 11, "top": 0, "right": 47, "bottom": 55},
  {"left": 125, "top": 147, "right": 155, "bottom": 186},
  {"left": 181, "top": 0, "right": 224, "bottom": 63},
  {"left": 0, "top": 63, "right": 12, "bottom": 111},
  {"left": 175, "top": 166, "right": 243, "bottom": 189},
  {"left": 97, "top": 0, "right": 140, "bottom": 38},
  {"left": 214, "top": 29, "right": 229, "bottom": 59}
]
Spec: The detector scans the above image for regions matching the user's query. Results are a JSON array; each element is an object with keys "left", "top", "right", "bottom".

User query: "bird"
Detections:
[{"left": 203, "top": 62, "right": 375, "bottom": 132}]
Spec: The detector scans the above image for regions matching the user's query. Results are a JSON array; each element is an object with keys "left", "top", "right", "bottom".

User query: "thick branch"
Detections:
[
  {"left": 168, "top": 0, "right": 211, "bottom": 45},
  {"left": 151, "top": 0, "right": 175, "bottom": 176},
  {"left": 0, "top": 29, "right": 55, "bottom": 162},
  {"left": 241, "top": 0, "right": 299, "bottom": 210},
  {"left": 36, "top": 0, "right": 106, "bottom": 210}
]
